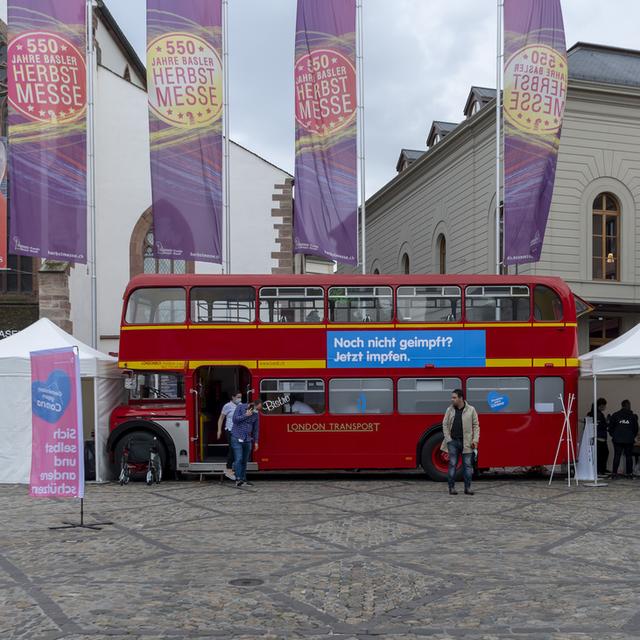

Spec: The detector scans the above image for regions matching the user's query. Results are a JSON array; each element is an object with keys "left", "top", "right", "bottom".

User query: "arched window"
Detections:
[
  {"left": 438, "top": 235, "right": 446, "bottom": 274},
  {"left": 143, "top": 229, "right": 187, "bottom": 275},
  {"left": 130, "top": 209, "right": 193, "bottom": 278},
  {"left": 401, "top": 253, "right": 410, "bottom": 274},
  {"left": 592, "top": 193, "right": 620, "bottom": 281}
]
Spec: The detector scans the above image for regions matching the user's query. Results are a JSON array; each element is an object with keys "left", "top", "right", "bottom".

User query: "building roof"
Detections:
[
  {"left": 395, "top": 149, "right": 425, "bottom": 172},
  {"left": 568, "top": 42, "right": 640, "bottom": 88},
  {"left": 427, "top": 121, "right": 458, "bottom": 147},
  {"left": 463, "top": 86, "right": 497, "bottom": 117},
  {"left": 98, "top": 1, "right": 147, "bottom": 86}
]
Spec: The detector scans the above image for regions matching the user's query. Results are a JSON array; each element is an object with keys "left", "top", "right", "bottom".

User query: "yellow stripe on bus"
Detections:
[
  {"left": 566, "top": 358, "right": 580, "bottom": 367},
  {"left": 395, "top": 323, "right": 463, "bottom": 328},
  {"left": 533, "top": 358, "right": 567, "bottom": 368},
  {"left": 486, "top": 358, "right": 533, "bottom": 367},
  {"left": 258, "top": 360, "right": 326, "bottom": 369},
  {"left": 189, "top": 324, "right": 256, "bottom": 330},
  {"left": 531, "top": 323, "right": 565, "bottom": 328},
  {"left": 189, "top": 360, "right": 258, "bottom": 369},
  {"left": 119, "top": 361, "right": 186, "bottom": 370},
  {"left": 464, "top": 323, "right": 532, "bottom": 328},
  {"left": 121, "top": 325, "right": 188, "bottom": 331}
]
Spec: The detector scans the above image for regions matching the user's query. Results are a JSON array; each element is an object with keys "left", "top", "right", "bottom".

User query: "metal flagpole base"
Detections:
[
  {"left": 49, "top": 520, "right": 113, "bottom": 531},
  {"left": 49, "top": 498, "right": 113, "bottom": 531}
]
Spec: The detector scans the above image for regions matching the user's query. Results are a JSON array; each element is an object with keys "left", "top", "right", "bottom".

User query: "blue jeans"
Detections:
[
  {"left": 231, "top": 435, "right": 252, "bottom": 482},
  {"left": 447, "top": 439, "right": 473, "bottom": 491}
]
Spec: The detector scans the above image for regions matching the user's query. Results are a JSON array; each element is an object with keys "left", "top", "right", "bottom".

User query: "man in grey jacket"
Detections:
[{"left": 441, "top": 389, "right": 480, "bottom": 495}]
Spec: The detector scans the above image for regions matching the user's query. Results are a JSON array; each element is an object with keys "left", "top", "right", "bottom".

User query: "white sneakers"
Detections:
[{"left": 224, "top": 469, "right": 236, "bottom": 481}]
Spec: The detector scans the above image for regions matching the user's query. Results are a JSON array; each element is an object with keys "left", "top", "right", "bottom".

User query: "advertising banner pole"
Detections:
[
  {"left": 222, "top": 0, "right": 231, "bottom": 273},
  {"left": 495, "top": 0, "right": 503, "bottom": 275},
  {"left": 357, "top": 0, "right": 366, "bottom": 274},
  {"left": 87, "top": 0, "right": 98, "bottom": 348},
  {"left": 29, "top": 346, "right": 111, "bottom": 530}
]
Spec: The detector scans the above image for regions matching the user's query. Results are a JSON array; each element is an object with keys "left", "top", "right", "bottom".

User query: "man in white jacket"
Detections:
[{"left": 441, "top": 389, "right": 480, "bottom": 495}]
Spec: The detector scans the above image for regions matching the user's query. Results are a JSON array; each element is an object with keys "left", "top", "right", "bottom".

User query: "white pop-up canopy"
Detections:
[
  {"left": 579, "top": 321, "right": 640, "bottom": 483},
  {"left": 580, "top": 321, "right": 640, "bottom": 376},
  {"left": 0, "top": 318, "right": 124, "bottom": 483}
]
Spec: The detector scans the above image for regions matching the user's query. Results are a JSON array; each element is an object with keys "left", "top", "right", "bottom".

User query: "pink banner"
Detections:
[{"left": 30, "top": 347, "right": 84, "bottom": 499}]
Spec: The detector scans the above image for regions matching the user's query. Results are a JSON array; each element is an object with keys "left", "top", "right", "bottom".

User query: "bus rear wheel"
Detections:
[{"left": 420, "top": 431, "right": 462, "bottom": 482}]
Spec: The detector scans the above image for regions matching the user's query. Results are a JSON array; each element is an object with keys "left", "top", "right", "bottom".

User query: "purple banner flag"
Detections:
[
  {"left": 294, "top": 0, "right": 357, "bottom": 265},
  {"left": 8, "top": 0, "right": 87, "bottom": 263},
  {"left": 503, "top": 0, "right": 567, "bottom": 266},
  {"left": 147, "top": 0, "right": 223, "bottom": 264}
]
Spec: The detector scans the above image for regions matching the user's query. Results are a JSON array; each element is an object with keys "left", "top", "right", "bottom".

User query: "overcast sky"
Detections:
[{"left": 106, "top": 0, "right": 640, "bottom": 197}]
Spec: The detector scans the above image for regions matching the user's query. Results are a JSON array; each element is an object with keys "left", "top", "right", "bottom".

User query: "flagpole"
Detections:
[
  {"left": 495, "top": 0, "right": 503, "bottom": 276},
  {"left": 356, "top": 0, "right": 366, "bottom": 275},
  {"left": 87, "top": 0, "right": 97, "bottom": 348},
  {"left": 222, "top": 0, "right": 231, "bottom": 274}
]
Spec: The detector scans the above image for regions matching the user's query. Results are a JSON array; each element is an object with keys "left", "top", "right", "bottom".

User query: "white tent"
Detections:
[
  {"left": 580, "top": 321, "right": 640, "bottom": 376},
  {"left": 0, "top": 318, "right": 124, "bottom": 483},
  {"left": 579, "top": 322, "right": 640, "bottom": 482}
]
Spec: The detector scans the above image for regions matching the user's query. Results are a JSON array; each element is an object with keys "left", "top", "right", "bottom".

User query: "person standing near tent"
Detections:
[
  {"left": 609, "top": 400, "right": 639, "bottom": 479},
  {"left": 588, "top": 398, "right": 609, "bottom": 476}
]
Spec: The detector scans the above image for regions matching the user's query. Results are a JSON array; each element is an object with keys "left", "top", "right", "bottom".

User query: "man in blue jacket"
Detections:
[{"left": 231, "top": 399, "right": 262, "bottom": 487}]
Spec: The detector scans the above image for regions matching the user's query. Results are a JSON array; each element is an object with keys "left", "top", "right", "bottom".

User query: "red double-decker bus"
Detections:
[{"left": 108, "top": 274, "right": 579, "bottom": 480}]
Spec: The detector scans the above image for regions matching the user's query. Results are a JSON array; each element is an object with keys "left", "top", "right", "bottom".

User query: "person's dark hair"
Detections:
[
  {"left": 622, "top": 399, "right": 631, "bottom": 410},
  {"left": 597, "top": 397, "right": 607, "bottom": 409},
  {"left": 452, "top": 389, "right": 464, "bottom": 400},
  {"left": 253, "top": 398, "right": 263, "bottom": 407}
]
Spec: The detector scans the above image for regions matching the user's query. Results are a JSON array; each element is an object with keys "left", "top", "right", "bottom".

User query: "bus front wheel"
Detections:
[{"left": 420, "top": 432, "right": 462, "bottom": 482}]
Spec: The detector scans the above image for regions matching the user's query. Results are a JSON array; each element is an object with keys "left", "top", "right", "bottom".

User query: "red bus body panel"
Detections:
[{"left": 113, "top": 274, "right": 579, "bottom": 471}]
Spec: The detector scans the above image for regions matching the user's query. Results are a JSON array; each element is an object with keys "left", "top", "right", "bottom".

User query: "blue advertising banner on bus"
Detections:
[{"left": 327, "top": 331, "right": 487, "bottom": 368}]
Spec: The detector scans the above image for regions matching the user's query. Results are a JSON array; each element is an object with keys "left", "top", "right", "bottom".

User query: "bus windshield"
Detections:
[{"left": 129, "top": 373, "right": 184, "bottom": 401}]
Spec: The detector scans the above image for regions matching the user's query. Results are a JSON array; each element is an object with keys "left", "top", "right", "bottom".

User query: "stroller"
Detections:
[{"left": 119, "top": 437, "right": 163, "bottom": 486}]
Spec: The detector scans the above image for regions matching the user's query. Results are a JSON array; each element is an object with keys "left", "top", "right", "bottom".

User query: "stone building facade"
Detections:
[{"left": 361, "top": 43, "right": 640, "bottom": 359}]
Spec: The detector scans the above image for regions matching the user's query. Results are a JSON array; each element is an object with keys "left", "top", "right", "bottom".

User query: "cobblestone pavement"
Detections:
[{"left": 1, "top": 473, "right": 639, "bottom": 640}]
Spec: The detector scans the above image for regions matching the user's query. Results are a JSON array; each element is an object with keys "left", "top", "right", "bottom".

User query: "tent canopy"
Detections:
[
  {"left": 0, "top": 318, "right": 117, "bottom": 378},
  {"left": 580, "top": 321, "right": 640, "bottom": 376},
  {"left": 0, "top": 318, "right": 123, "bottom": 483}
]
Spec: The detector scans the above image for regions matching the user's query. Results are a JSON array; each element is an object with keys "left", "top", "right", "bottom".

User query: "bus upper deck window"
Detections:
[
  {"left": 329, "top": 286, "right": 393, "bottom": 323},
  {"left": 259, "top": 287, "right": 324, "bottom": 323},
  {"left": 191, "top": 287, "right": 255, "bottom": 323},
  {"left": 465, "top": 285, "right": 530, "bottom": 323},
  {"left": 125, "top": 288, "right": 186, "bottom": 324},
  {"left": 397, "top": 286, "right": 461, "bottom": 323},
  {"left": 533, "top": 285, "right": 564, "bottom": 322}
]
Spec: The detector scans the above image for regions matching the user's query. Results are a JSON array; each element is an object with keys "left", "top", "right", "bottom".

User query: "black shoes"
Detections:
[
  {"left": 464, "top": 489, "right": 475, "bottom": 495},
  {"left": 244, "top": 481, "right": 254, "bottom": 487},
  {"left": 449, "top": 488, "right": 458, "bottom": 495},
  {"left": 235, "top": 480, "right": 244, "bottom": 487}
]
